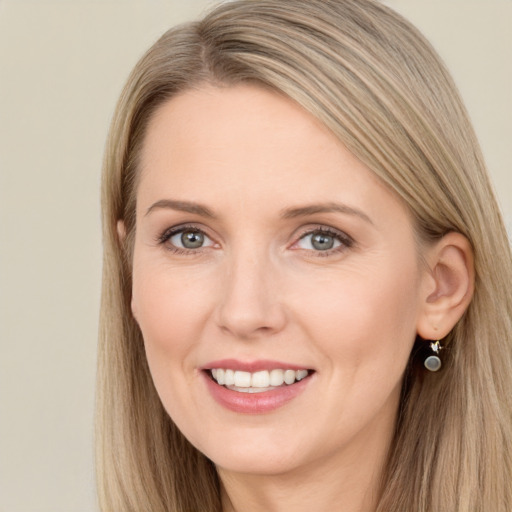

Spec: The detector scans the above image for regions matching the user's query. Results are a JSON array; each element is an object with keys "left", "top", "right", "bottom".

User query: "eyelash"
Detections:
[
  {"left": 156, "top": 224, "right": 354, "bottom": 256},
  {"left": 293, "top": 226, "right": 354, "bottom": 257},
  {"left": 156, "top": 224, "right": 213, "bottom": 256}
]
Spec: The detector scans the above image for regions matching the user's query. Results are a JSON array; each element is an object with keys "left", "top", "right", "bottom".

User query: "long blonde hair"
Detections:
[{"left": 96, "top": 1, "right": 512, "bottom": 510}]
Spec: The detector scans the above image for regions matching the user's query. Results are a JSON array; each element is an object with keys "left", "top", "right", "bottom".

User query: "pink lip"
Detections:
[
  {"left": 201, "top": 361, "right": 314, "bottom": 414},
  {"left": 202, "top": 358, "right": 309, "bottom": 372}
]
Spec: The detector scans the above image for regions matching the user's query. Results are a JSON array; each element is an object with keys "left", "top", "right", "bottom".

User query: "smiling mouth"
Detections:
[{"left": 208, "top": 368, "right": 312, "bottom": 393}]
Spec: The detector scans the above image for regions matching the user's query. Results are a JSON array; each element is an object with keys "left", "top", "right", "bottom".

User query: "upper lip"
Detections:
[{"left": 202, "top": 359, "right": 312, "bottom": 372}]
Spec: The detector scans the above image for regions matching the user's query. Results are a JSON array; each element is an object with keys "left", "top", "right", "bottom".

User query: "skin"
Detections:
[{"left": 129, "top": 84, "right": 472, "bottom": 512}]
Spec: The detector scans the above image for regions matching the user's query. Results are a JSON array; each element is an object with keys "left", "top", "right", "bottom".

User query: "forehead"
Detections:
[
  {"left": 140, "top": 84, "right": 338, "bottom": 175},
  {"left": 136, "top": 84, "right": 404, "bottom": 222}
]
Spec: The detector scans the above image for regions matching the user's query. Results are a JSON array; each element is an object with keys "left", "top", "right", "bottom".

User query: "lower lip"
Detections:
[{"left": 202, "top": 372, "right": 312, "bottom": 414}]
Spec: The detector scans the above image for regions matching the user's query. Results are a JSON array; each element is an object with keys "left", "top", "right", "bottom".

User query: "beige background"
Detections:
[{"left": 0, "top": 1, "right": 510, "bottom": 511}]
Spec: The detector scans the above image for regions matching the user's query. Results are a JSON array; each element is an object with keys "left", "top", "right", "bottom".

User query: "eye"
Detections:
[
  {"left": 171, "top": 230, "right": 208, "bottom": 249},
  {"left": 159, "top": 226, "right": 216, "bottom": 251},
  {"left": 298, "top": 231, "right": 340, "bottom": 251},
  {"left": 295, "top": 228, "right": 353, "bottom": 253}
]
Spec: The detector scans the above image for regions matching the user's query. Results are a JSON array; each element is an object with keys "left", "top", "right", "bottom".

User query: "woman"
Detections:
[{"left": 96, "top": 1, "right": 512, "bottom": 511}]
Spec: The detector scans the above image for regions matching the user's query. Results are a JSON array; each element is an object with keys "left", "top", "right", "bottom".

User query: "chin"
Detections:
[{"left": 212, "top": 448, "right": 302, "bottom": 477}]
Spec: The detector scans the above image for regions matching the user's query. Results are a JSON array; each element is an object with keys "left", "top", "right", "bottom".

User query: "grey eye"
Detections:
[
  {"left": 170, "top": 230, "right": 212, "bottom": 249},
  {"left": 181, "top": 231, "right": 204, "bottom": 248},
  {"left": 311, "top": 233, "right": 335, "bottom": 250},
  {"left": 298, "top": 231, "right": 342, "bottom": 251}
]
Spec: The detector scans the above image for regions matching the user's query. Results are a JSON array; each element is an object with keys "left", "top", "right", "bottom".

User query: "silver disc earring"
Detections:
[{"left": 424, "top": 340, "right": 443, "bottom": 372}]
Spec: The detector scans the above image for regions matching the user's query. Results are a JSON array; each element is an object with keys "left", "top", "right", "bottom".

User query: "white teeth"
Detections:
[
  {"left": 284, "top": 369, "right": 296, "bottom": 385},
  {"left": 210, "top": 368, "right": 309, "bottom": 389},
  {"left": 296, "top": 369, "right": 308, "bottom": 381},
  {"left": 224, "top": 369, "right": 235, "bottom": 386},
  {"left": 227, "top": 386, "right": 274, "bottom": 393},
  {"left": 251, "top": 370, "right": 270, "bottom": 388},
  {"left": 234, "top": 371, "right": 251, "bottom": 387},
  {"left": 269, "top": 369, "right": 285, "bottom": 386}
]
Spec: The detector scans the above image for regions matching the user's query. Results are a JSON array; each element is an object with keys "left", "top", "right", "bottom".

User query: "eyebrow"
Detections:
[
  {"left": 145, "top": 199, "right": 216, "bottom": 218},
  {"left": 145, "top": 199, "right": 373, "bottom": 225},
  {"left": 280, "top": 202, "right": 373, "bottom": 224}
]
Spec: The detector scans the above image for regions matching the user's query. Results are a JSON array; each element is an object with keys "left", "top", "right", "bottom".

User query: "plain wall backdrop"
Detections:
[{"left": 0, "top": 1, "right": 510, "bottom": 511}]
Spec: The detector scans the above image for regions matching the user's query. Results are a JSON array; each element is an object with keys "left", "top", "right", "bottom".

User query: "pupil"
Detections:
[
  {"left": 181, "top": 231, "right": 204, "bottom": 249},
  {"left": 312, "top": 233, "right": 334, "bottom": 250}
]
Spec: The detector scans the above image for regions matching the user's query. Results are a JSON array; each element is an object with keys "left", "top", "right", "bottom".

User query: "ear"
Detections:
[
  {"left": 416, "top": 232, "right": 474, "bottom": 340},
  {"left": 116, "top": 220, "right": 126, "bottom": 243}
]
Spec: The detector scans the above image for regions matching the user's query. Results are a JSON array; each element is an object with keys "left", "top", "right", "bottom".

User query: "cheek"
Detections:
[
  {"left": 131, "top": 258, "right": 215, "bottom": 389},
  {"left": 131, "top": 263, "right": 219, "bottom": 437},
  {"left": 294, "top": 259, "right": 420, "bottom": 375},
  {"left": 288, "top": 261, "right": 420, "bottom": 441}
]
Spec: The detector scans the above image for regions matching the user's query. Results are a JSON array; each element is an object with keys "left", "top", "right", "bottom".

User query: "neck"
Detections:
[{"left": 218, "top": 420, "right": 393, "bottom": 512}]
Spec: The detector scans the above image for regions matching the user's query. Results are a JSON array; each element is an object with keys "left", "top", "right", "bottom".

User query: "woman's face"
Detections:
[{"left": 131, "top": 84, "right": 429, "bottom": 477}]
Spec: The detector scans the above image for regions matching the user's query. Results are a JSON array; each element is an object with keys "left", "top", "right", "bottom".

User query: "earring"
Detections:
[{"left": 424, "top": 340, "right": 443, "bottom": 372}]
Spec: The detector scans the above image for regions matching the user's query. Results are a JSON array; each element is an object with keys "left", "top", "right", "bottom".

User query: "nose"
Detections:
[{"left": 215, "top": 250, "right": 287, "bottom": 340}]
